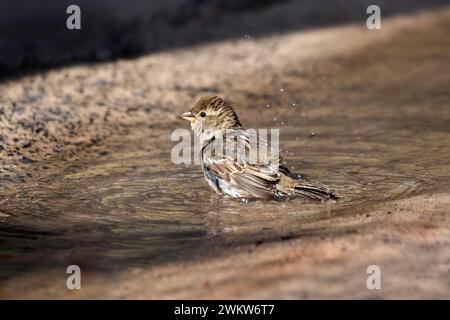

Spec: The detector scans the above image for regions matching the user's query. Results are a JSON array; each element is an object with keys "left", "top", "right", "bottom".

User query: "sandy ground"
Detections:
[{"left": 1, "top": 8, "right": 450, "bottom": 298}]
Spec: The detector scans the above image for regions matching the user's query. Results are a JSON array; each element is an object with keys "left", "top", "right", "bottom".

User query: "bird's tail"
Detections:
[{"left": 292, "top": 180, "right": 338, "bottom": 202}]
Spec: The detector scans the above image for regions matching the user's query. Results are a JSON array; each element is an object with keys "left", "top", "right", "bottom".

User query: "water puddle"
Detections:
[{"left": 1, "top": 103, "right": 449, "bottom": 281}]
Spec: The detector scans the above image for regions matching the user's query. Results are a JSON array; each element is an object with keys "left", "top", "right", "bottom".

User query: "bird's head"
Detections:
[{"left": 180, "top": 96, "right": 242, "bottom": 136}]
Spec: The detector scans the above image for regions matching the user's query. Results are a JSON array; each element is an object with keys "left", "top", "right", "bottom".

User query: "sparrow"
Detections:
[{"left": 181, "top": 96, "right": 337, "bottom": 202}]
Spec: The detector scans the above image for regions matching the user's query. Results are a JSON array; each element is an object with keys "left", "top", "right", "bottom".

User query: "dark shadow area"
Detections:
[{"left": 0, "top": 0, "right": 448, "bottom": 80}]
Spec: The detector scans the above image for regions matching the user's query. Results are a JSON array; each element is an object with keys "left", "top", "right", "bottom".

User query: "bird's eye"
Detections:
[{"left": 199, "top": 111, "right": 206, "bottom": 118}]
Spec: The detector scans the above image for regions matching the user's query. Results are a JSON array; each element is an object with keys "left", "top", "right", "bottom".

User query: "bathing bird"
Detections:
[{"left": 181, "top": 96, "right": 337, "bottom": 201}]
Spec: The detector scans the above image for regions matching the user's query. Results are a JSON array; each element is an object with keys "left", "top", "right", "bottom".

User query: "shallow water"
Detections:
[{"left": 1, "top": 98, "right": 449, "bottom": 281}]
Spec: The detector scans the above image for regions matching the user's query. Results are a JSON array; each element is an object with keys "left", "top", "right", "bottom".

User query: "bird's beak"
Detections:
[{"left": 180, "top": 111, "right": 196, "bottom": 122}]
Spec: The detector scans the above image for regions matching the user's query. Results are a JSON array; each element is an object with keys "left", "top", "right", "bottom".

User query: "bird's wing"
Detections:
[
  {"left": 202, "top": 130, "right": 281, "bottom": 198},
  {"left": 205, "top": 158, "right": 280, "bottom": 198}
]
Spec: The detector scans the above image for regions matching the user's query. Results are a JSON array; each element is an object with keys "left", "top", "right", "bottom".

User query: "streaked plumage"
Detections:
[{"left": 181, "top": 96, "right": 337, "bottom": 202}]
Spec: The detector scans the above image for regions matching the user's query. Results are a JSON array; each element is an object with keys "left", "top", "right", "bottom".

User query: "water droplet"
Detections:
[
  {"left": 280, "top": 88, "right": 284, "bottom": 92},
  {"left": 273, "top": 117, "right": 278, "bottom": 121},
  {"left": 266, "top": 104, "right": 270, "bottom": 108}
]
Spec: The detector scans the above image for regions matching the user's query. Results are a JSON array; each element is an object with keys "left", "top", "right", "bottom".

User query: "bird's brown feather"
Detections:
[{"left": 202, "top": 129, "right": 281, "bottom": 198}]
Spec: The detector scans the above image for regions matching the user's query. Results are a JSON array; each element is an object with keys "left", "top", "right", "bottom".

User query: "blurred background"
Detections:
[{"left": 1, "top": 0, "right": 448, "bottom": 78}]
